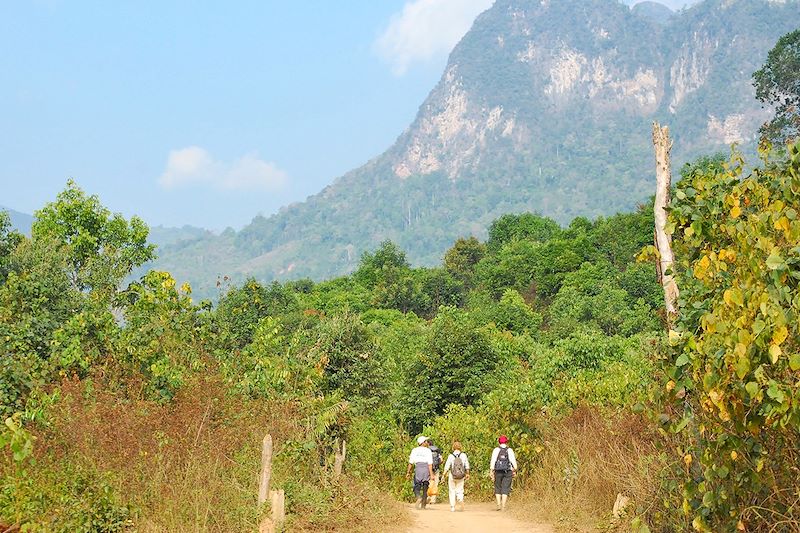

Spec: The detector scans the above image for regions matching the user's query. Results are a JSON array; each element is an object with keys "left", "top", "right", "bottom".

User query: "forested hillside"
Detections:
[
  {"left": 147, "top": 0, "right": 800, "bottom": 299},
  {"left": 3, "top": 134, "right": 799, "bottom": 530}
]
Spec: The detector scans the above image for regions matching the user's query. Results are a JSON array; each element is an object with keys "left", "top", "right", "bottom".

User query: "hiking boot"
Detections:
[
  {"left": 415, "top": 498, "right": 422, "bottom": 509},
  {"left": 450, "top": 506, "right": 455, "bottom": 512}
]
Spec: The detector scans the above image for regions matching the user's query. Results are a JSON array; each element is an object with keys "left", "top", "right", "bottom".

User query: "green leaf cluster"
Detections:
[{"left": 662, "top": 142, "right": 800, "bottom": 530}]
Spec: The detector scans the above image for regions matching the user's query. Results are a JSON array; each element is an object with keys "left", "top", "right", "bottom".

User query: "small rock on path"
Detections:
[{"left": 404, "top": 501, "right": 554, "bottom": 533}]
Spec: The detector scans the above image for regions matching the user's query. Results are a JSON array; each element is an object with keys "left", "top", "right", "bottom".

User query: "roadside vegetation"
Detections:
[{"left": 2, "top": 29, "right": 800, "bottom": 533}]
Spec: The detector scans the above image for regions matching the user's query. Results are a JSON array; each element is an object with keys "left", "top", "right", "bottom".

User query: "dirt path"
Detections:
[{"left": 404, "top": 501, "right": 554, "bottom": 533}]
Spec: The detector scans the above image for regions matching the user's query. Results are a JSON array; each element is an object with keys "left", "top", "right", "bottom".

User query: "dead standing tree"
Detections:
[{"left": 652, "top": 122, "right": 679, "bottom": 324}]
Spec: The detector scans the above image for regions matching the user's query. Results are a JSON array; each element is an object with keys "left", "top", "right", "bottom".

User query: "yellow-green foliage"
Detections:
[{"left": 663, "top": 143, "right": 800, "bottom": 531}]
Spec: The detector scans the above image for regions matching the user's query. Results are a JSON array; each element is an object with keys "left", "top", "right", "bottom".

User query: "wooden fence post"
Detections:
[
  {"left": 257, "top": 433, "right": 285, "bottom": 532},
  {"left": 333, "top": 438, "right": 346, "bottom": 478},
  {"left": 271, "top": 489, "right": 285, "bottom": 523},
  {"left": 258, "top": 434, "right": 273, "bottom": 506}
]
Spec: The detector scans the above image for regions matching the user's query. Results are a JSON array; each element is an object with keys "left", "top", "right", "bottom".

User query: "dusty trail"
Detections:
[{"left": 404, "top": 501, "right": 554, "bottom": 533}]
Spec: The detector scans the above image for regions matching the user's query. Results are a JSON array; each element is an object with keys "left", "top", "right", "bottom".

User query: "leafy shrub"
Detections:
[
  {"left": 311, "top": 313, "right": 385, "bottom": 406},
  {"left": 662, "top": 144, "right": 800, "bottom": 531},
  {"left": 119, "top": 271, "right": 202, "bottom": 401},
  {"left": 213, "top": 278, "right": 299, "bottom": 352},
  {"left": 219, "top": 317, "right": 319, "bottom": 400},
  {"left": 398, "top": 306, "right": 500, "bottom": 431},
  {"left": 488, "top": 289, "right": 543, "bottom": 335}
]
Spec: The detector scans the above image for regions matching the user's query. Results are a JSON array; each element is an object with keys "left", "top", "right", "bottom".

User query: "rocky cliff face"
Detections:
[
  {"left": 387, "top": 0, "right": 793, "bottom": 184},
  {"left": 150, "top": 0, "right": 800, "bottom": 296}
]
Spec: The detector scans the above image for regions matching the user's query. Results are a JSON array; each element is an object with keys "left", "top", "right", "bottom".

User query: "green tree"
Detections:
[
  {"left": 443, "top": 237, "right": 486, "bottom": 287},
  {"left": 219, "top": 316, "right": 319, "bottom": 399},
  {"left": 753, "top": 29, "right": 800, "bottom": 145},
  {"left": 353, "top": 240, "right": 409, "bottom": 287},
  {"left": 311, "top": 313, "right": 384, "bottom": 406},
  {"left": 400, "top": 307, "right": 500, "bottom": 431},
  {"left": 0, "top": 211, "right": 23, "bottom": 283},
  {"left": 416, "top": 268, "right": 464, "bottom": 317},
  {"left": 0, "top": 238, "right": 78, "bottom": 415},
  {"left": 119, "top": 271, "right": 200, "bottom": 400},
  {"left": 213, "top": 278, "right": 298, "bottom": 352},
  {"left": 475, "top": 239, "right": 539, "bottom": 297},
  {"left": 371, "top": 266, "right": 428, "bottom": 315},
  {"left": 486, "top": 213, "right": 561, "bottom": 252},
  {"left": 32, "top": 180, "right": 155, "bottom": 295},
  {"left": 588, "top": 209, "right": 654, "bottom": 269},
  {"left": 488, "top": 289, "right": 542, "bottom": 335},
  {"left": 301, "top": 276, "right": 371, "bottom": 315}
]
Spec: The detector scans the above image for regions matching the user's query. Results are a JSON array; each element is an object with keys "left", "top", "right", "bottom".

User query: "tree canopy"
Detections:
[{"left": 754, "top": 28, "right": 800, "bottom": 145}]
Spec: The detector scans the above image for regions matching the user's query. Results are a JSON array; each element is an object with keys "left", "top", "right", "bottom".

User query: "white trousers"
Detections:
[{"left": 448, "top": 475, "right": 465, "bottom": 507}]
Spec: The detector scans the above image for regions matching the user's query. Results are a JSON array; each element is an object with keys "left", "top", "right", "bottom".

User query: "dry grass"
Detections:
[
  {"left": 26, "top": 374, "right": 409, "bottom": 532},
  {"left": 511, "top": 406, "right": 665, "bottom": 532}
]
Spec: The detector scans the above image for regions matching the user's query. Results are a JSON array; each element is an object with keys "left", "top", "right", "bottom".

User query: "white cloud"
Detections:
[
  {"left": 375, "top": 0, "right": 493, "bottom": 76},
  {"left": 158, "top": 146, "right": 288, "bottom": 192}
]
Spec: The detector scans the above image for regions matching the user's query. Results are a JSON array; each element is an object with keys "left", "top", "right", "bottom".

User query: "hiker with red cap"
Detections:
[{"left": 489, "top": 435, "right": 518, "bottom": 511}]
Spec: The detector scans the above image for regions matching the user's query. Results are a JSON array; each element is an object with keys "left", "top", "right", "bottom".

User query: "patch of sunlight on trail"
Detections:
[{"left": 403, "top": 501, "right": 554, "bottom": 533}]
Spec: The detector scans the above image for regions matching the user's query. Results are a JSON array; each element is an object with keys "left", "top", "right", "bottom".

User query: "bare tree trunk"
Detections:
[{"left": 652, "top": 122, "right": 679, "bottom": 321}]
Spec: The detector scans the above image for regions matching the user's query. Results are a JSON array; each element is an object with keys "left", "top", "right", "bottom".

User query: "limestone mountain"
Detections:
[{"left": 149, "top": 0, "right": 800, "bottom": 298}]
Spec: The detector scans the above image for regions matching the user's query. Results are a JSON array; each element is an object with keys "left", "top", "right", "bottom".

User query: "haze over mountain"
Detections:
[
  {"left": 145, "top": 0, "right": 800, "bottom": 298},
  {"left": 1, "top": 207, "right": 34, "bottom": 235}
]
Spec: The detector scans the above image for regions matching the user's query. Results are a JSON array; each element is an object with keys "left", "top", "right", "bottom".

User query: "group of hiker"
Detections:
[{"left": 406, "top": 435, "right": 517, "bottom": 512}]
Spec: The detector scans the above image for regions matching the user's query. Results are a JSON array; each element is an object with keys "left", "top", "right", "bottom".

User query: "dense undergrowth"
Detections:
[{"left": 2, "top": 143, "right": 800, "bottom": 532}]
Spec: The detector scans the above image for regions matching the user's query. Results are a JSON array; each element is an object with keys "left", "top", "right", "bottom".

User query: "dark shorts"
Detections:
[
  {"left": 413, "top": 479, "right": 430, "bottom": 506},
  {"left": 494, "top": 470, "right": 513, "bottom": 495}
]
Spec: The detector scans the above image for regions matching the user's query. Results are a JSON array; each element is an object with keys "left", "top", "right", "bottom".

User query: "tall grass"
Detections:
[
  {"left": 2, "top": 374, "right": 408, "bottom": 532},
  {"left": 511, "top": 407, "right": 666, "bottom": 532}
]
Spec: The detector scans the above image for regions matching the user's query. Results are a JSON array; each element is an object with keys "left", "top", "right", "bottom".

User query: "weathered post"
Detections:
[
  {"left": 333, "top": 438, "right": 347, "bottom": 478},
  {"left": 258, "top": 434, "right": 273, "bottom": 505},
  {"left": 270, "top": 489, "right": 285, "bottom": 523},
  {"left": 652, "top": 122, "right": 679, "bottom": 322},
  {"left": 257, "top": 433, "right": 286, "bottom": 533}
]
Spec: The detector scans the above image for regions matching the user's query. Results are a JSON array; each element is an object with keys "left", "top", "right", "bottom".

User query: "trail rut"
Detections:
[{"left": 404, "top": 501, "right": 554, "bottom": 533}]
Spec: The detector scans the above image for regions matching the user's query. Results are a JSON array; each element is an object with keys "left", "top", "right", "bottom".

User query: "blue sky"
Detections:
[{"left": 1, "top": 0, "right": 695, "bottom": 230}]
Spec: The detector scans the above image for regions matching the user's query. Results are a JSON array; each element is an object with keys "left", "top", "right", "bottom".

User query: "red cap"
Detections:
[{"left": 498, "top": 435, "right": 508, "bottom": 444}]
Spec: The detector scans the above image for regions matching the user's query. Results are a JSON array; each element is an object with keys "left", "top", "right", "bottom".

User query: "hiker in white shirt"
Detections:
[
  {"left": 489, "top": 435, "right": 518, "bottom": 511},
  {"left": 441, "top": 441, "right": 470, "bottom": 512},
  {"left": 405, "top": 436, "right": 434, "bottom": 509}
]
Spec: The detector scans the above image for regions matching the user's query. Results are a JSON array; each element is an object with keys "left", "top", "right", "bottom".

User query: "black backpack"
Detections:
[
  {"left": 430, "top": 445, "right": 442, "bottom": 472},
  {"left": 495, "top": 447, "right": 512, "bottom": 472}
]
